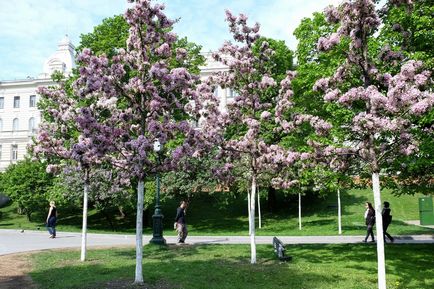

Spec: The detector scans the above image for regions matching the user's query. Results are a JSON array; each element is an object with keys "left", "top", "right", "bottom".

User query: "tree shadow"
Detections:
[
  {"left": 30, "top": 245, "right": 341, "bottom": 289},
  {"left": 30, "top": 244, "right": 434, "bottom": 289}
]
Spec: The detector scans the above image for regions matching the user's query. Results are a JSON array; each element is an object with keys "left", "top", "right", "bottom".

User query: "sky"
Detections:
[{"left": 0, "top": 0, "right": 342, "bottom": 81}]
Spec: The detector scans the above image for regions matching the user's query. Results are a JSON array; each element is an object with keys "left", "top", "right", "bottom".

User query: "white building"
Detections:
[
  {"left": 0, "top": 36, "right": 76, "bottom": 171},
  {"left": 0, "top": 39, "right": 232, "bottom": 171}
]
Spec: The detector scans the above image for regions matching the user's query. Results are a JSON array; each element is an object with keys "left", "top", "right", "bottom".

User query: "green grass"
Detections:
[
  {"left": 1, "top": 188, "right": 433, "bottom": 236},
  {"left": 30, "top": 244, "right": 434, "bottom": 289}
]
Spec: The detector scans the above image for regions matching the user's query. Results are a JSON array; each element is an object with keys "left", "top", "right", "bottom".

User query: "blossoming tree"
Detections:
[
  {"left": 314, "top": 1, "right": 434, "bottom": 288},
  {"left": 73, "top": 0, "right": 212, "bottom": 284},
  {"left": 208, "top": 10, "right": 331, "bottom": 264},
  {"left": 33, "top": 79, "right": 118, "bottom": 262}
]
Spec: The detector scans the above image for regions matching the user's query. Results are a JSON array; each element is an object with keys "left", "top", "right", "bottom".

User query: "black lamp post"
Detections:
[{"left": 149, "top": 139, "right": 166, "bottom": 245}]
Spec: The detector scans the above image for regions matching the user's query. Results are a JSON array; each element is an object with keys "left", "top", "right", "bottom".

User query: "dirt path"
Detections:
[{"left": 0, "top": 253, "right": 36, "bottom": 289}]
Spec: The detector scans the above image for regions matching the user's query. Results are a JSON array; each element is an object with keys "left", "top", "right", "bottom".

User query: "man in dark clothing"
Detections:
[
  {"left": 382, "top": 201, "right": 394, "bottom": 242},
  {"left": 174, "top": 201, "right": 188, "bottom": 243}
]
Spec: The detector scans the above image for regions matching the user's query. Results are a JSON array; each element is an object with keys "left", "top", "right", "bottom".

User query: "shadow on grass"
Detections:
[
  {"left": 30, "top": 243, "right": 434, "bottom": 289},
  {"left": 284, "top": 243, "right": 434, "bottom": 289},
  {"left": 29, "top": 244, "right": 342, "bottom": 289}
]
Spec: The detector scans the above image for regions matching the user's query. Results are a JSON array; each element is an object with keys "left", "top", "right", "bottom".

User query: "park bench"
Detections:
[{"left": 272, "top": 237, "right": 292, "bottom": 262}]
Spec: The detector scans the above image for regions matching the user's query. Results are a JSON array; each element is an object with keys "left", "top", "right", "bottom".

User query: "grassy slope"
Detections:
[
  {"left": 1, "top": 188, "right": 433, "bottom": 236},
  {"left": 30, "top": 244, "right": 434, "bottom": 289}
]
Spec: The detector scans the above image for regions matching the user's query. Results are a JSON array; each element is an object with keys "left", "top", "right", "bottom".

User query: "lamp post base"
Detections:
[{"left": 150, "top": 212, "right": 166, "bottom": 245}]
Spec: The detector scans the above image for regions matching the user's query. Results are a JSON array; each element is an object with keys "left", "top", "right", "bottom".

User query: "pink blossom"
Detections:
[
  {"left": 313, "top": 78, "right": 330, "bottom": 92},
  {"left": 156, "top": 43, "right": 170, "bottom": 57},
  {"left": 259, "top": 75, "right": 276, "bottom": 88},
  {"left": 324, "top": 89, "right": 340, "bottom": 101},
  {"left": 260, "top": 111, "right": 271, "bottom": 120}
]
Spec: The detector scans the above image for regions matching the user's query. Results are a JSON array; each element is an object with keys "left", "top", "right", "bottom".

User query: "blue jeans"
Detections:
[{"left": 47, "top": 217, "right": 57, "bottom": 237}]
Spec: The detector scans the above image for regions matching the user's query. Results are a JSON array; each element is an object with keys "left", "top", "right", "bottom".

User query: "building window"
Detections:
[
  {"left": 14, "top": 96, "right": 20, "bottom": 108},
  {"left": 213, "top": 87, "right": 219, "bottom": 97},
  {"left": 11, "top": 145, "right": 18, "bottom": 161},
  {"left": 28, "top": 117, "right": 35, "bottom": 132},
  {"left": 0, "top": 118, "right": 2, "bottom": 132},
  {"left": 0, "top": 97, "right": 4, "bottom": 109},
  {"left": 29, "top": 95, "right": 36, "bottom": 107},
  {"left": 227, "top": 88, "right": 239, "bottom": 98},
  {"left": 12, "top": 118, "right": 19, "bottom": 131},
  {"left": 0, "top": 145, "right": 2, "bottom": 160}
]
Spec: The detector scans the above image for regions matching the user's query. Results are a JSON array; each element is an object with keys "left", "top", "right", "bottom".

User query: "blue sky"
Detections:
[{"left": 0, "top": 0, "right": 340, "bottom": 80}]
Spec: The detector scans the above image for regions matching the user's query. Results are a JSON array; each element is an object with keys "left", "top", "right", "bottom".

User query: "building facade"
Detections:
[
  {"left": 0, "top": 36, "right": 76, "bottom": 171},
  {"left": 0, "top": 39, "right": 231, "bottom": 171}
]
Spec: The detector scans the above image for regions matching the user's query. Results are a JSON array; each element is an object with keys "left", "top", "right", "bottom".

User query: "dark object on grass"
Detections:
[
  {"left": 0, "top": 194, "right": 11, "bottom": 208},
  {"left": 273, "top": 237, "right": 292, "bottom": 262}
]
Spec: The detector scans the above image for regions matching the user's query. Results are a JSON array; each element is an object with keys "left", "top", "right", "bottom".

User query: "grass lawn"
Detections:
[
  {"left": 30, "top": 243, "right": 434, "bottom": 289},
  {"left": 1, "top": 188, "right": 433, "bottom": 236}
]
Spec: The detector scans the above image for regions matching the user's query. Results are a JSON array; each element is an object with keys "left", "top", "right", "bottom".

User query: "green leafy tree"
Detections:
[
  {"left": 77, "top": 15, "right": 130, "bottom": 59},
  {"left": 0, "top": 159, "right": 53, "bottom": 221},
  {"left": 48, "top": 167, "right": 136, "bottom": 230},
  {"left": 378, "top": 0, "right": 434, "bottom": 194},
  {"left": 77, "top": 15, "right": 205, "bottom": 74}
]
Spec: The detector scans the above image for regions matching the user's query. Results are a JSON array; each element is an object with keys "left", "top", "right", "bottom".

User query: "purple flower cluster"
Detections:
[{"left": 313, "top": 0, "right": 434, "bottom": 172}]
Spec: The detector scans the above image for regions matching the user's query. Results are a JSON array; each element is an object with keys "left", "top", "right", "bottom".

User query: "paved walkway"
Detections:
[{"left": 0, "top": 229, "right": 433, "bottom": 255}]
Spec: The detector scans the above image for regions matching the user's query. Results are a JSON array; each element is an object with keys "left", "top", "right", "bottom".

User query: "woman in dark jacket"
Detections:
[
  {"left": 363, "top": 202, "right": 375, "bottom": 243},
  {"left": 382, "top": 201, "right": 394, "bottom": 242}
]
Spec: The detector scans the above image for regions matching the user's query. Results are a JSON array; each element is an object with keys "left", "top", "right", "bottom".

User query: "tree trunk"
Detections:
[
  {"left": 337, "top": 188, "right": 342, "bottom": 235},
  {"left": 257, "top": 185, "right": 262, "bottom": 229},
  {"left": 298, "top": 193, "right": 302, "bottom": 230},
  {"left": 134, "top": 180, "right": 145, "bottom": 284},
  {"left": 372, "top": 172, "right": 386, "bottom": 289},
  {"left": 80, "top": 170, "right": 89, "bottom": 262},
  {"left": 267, "top": 186, "right": 276, "bottom": 213},
  {"left": 247, "top": 188, "right": 251, "bottom": 235},
  {"left": 118, "top": 206, "right": 126, "bottom": 219},
  {"left": 143, "top": 207, "right": 150, "bottom": 228},
  {"left": 102, "top": 209, "right": 115, "bottom": 231},
  {"left": 249, "top": 176, "right": 257, "bottom": 264}
]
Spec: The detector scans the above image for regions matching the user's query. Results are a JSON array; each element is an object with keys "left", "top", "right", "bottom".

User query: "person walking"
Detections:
[
  {"left": 382, "top": 201, "right": 394, "bottom": 242},
  {"left": 174, "top": 201, "right": 188, "bottom": 244},
  {"left": 46, "top": 201, "right": 57, "bottom": 238},
  {"left": 363, "top": 202, "right": 375, "bottom": 243}
]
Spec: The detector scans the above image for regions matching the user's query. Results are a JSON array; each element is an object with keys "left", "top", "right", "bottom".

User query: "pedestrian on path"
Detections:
[
  {"left": 382, "top": 201, "right": 394, "bottom": 242},
  {"left": 46, "top": 201, "right": 57, "bottom": 238},
  {"left": 174, "top": 201, "right": 188, "bottom": 243},
  {"left": 363, "top": 202, "right": 375, "bottom": 243}
]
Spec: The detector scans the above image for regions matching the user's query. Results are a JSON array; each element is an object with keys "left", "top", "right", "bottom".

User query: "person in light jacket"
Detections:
[{"left": 46, "top": 201, "right": 57, "bottom": 238}]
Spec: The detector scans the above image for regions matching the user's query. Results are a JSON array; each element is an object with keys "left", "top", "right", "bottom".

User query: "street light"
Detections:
[{"left": 149, "top": 139, "right": 166, "bottom": 245}]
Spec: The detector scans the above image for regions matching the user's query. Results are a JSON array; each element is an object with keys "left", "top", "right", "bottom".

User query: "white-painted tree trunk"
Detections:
[
  {"left": 337, "top": 188, "right": 342, "bottom": 235},
  {"left": 247, "top": 188, "right": 251, "bottom": 235},
  {"left": 372, "top": 172, "right": 386, "bottom": 289},
  {"left": 80, "top": 176, "right": 89, "bottom": 262},
  {"left": 134, "top": 180, "right": 145, "bottom": 284},
  {"left": 249, "top": 177, "right": 257, "bottom": 264},
  {"left": 257, "top": 185, "right": 262, "bottom": 229},
  {"left": 298, "top": 193, "right": 302, "bottom": 230}
]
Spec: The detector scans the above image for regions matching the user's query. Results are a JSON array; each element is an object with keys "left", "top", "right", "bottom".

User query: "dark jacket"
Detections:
[
  {"left": 382, "top": 208, "right": 392, "bottom": 226},
  {"left": 175, "top": 207, "right": 186, "bottom": 224},
  {"left": 365, "top": 209, "right": 375, "bottom": 226}
]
